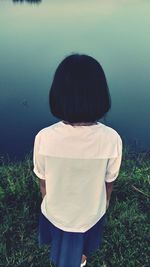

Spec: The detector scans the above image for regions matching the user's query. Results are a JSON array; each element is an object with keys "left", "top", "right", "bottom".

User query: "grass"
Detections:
[{"left": 0, "top": 146, "right": 150, "bottom": 267}]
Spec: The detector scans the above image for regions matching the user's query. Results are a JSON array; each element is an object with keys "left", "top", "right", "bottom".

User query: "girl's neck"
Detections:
[{"left": 62, "top": 120, "right": 98, "bottom": 126}]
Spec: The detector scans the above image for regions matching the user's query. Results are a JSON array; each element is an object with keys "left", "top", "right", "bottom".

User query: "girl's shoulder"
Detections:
[
  {"left": 35, "top": 121, "right": 122, "bottom": 145},
  {"left": 35, "top": 122, "right": 60, "bottom": 136},
  {"left": 99, "top": 122, "right": 122, "bottom": 140}
]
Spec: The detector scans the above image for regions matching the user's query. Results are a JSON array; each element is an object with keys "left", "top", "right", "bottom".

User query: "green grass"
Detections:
[{"left": 0, "top": 146, "right": 149, "bottom": 267}]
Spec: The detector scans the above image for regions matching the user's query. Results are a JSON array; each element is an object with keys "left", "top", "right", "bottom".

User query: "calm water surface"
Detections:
[{"left": 0, "top": 0, "right": 150, "bottom": 161}]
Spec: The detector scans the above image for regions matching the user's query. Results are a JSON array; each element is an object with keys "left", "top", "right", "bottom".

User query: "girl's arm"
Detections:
[
  {"left": 40, "top": 179, "right": 46, "bottom": 199},
  {"left": 105, "top": 181, "right": 114, "bottom": 209}
]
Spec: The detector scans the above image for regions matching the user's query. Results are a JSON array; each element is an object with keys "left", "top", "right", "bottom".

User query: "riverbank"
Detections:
[{"left": 0, "top": 147, "right": 149, "bottom": 267}]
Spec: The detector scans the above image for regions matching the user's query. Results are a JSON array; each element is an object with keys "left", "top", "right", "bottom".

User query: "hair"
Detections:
[{"left": 49, "top": 53, "right": 111, "bottom": 123}]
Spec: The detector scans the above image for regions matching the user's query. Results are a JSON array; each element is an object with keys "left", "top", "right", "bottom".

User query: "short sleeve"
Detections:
[
  {"left": 105, "top": 134, "right": 122, "bottom": 183},
  {"left": 33, "top": 132, "right": 46, "bottom": 179}
]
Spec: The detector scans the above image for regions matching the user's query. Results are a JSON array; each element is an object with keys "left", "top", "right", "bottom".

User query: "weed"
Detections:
[{"left": 0, "top": 147, "right": 149, "bottom": 267}]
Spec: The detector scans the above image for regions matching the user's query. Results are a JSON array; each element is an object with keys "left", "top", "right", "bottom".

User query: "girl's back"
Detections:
[{"left": 33, "top": 120, "right": 122, "bottom": 233}]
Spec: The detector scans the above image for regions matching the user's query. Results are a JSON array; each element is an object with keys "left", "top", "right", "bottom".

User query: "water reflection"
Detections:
[
  {"left": 1, "top": 0, "right": 150, "bottom": 160},
  {"left": 12, "top": 0, "right": 42, "bottom": 4},
  {"left": 20, "top": 99, "right": 29, "bottom": 108}
]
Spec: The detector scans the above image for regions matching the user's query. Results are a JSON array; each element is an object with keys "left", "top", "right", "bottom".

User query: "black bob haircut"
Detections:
[{"left": 49, "top": 53, "right": 111, "bottom": 123}]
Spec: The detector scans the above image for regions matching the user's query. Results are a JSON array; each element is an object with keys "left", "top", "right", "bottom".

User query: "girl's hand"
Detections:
[
  {"left": 40, "top": 179, "right": 46, "bottom": 199},
  {"left": 105, "top": 181, "right": 113, "bottom": 211},
  {"left": 106, "top": 199, "right": 110, "bottom": 210}
]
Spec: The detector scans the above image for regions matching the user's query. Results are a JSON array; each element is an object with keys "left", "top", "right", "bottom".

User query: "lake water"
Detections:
[{"left": 0, "top": 0, "right": 150, "bottom": 161}]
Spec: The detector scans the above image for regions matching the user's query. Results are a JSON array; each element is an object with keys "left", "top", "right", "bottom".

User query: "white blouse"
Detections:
[{"left": 33, "top": 121, "right": 122, "bottom": 232}]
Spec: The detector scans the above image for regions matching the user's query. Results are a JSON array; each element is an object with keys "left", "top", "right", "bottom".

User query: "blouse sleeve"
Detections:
[
  {"left": 33, "top": 132, "right": 46, "bottom": 180},
  {"left": 105, "top": 134, "right": 123, "bottom": 183}
]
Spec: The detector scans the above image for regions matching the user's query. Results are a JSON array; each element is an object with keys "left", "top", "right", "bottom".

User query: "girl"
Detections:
[{"left": 33, "top": 53, "right": 122, "bottom": 267}]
